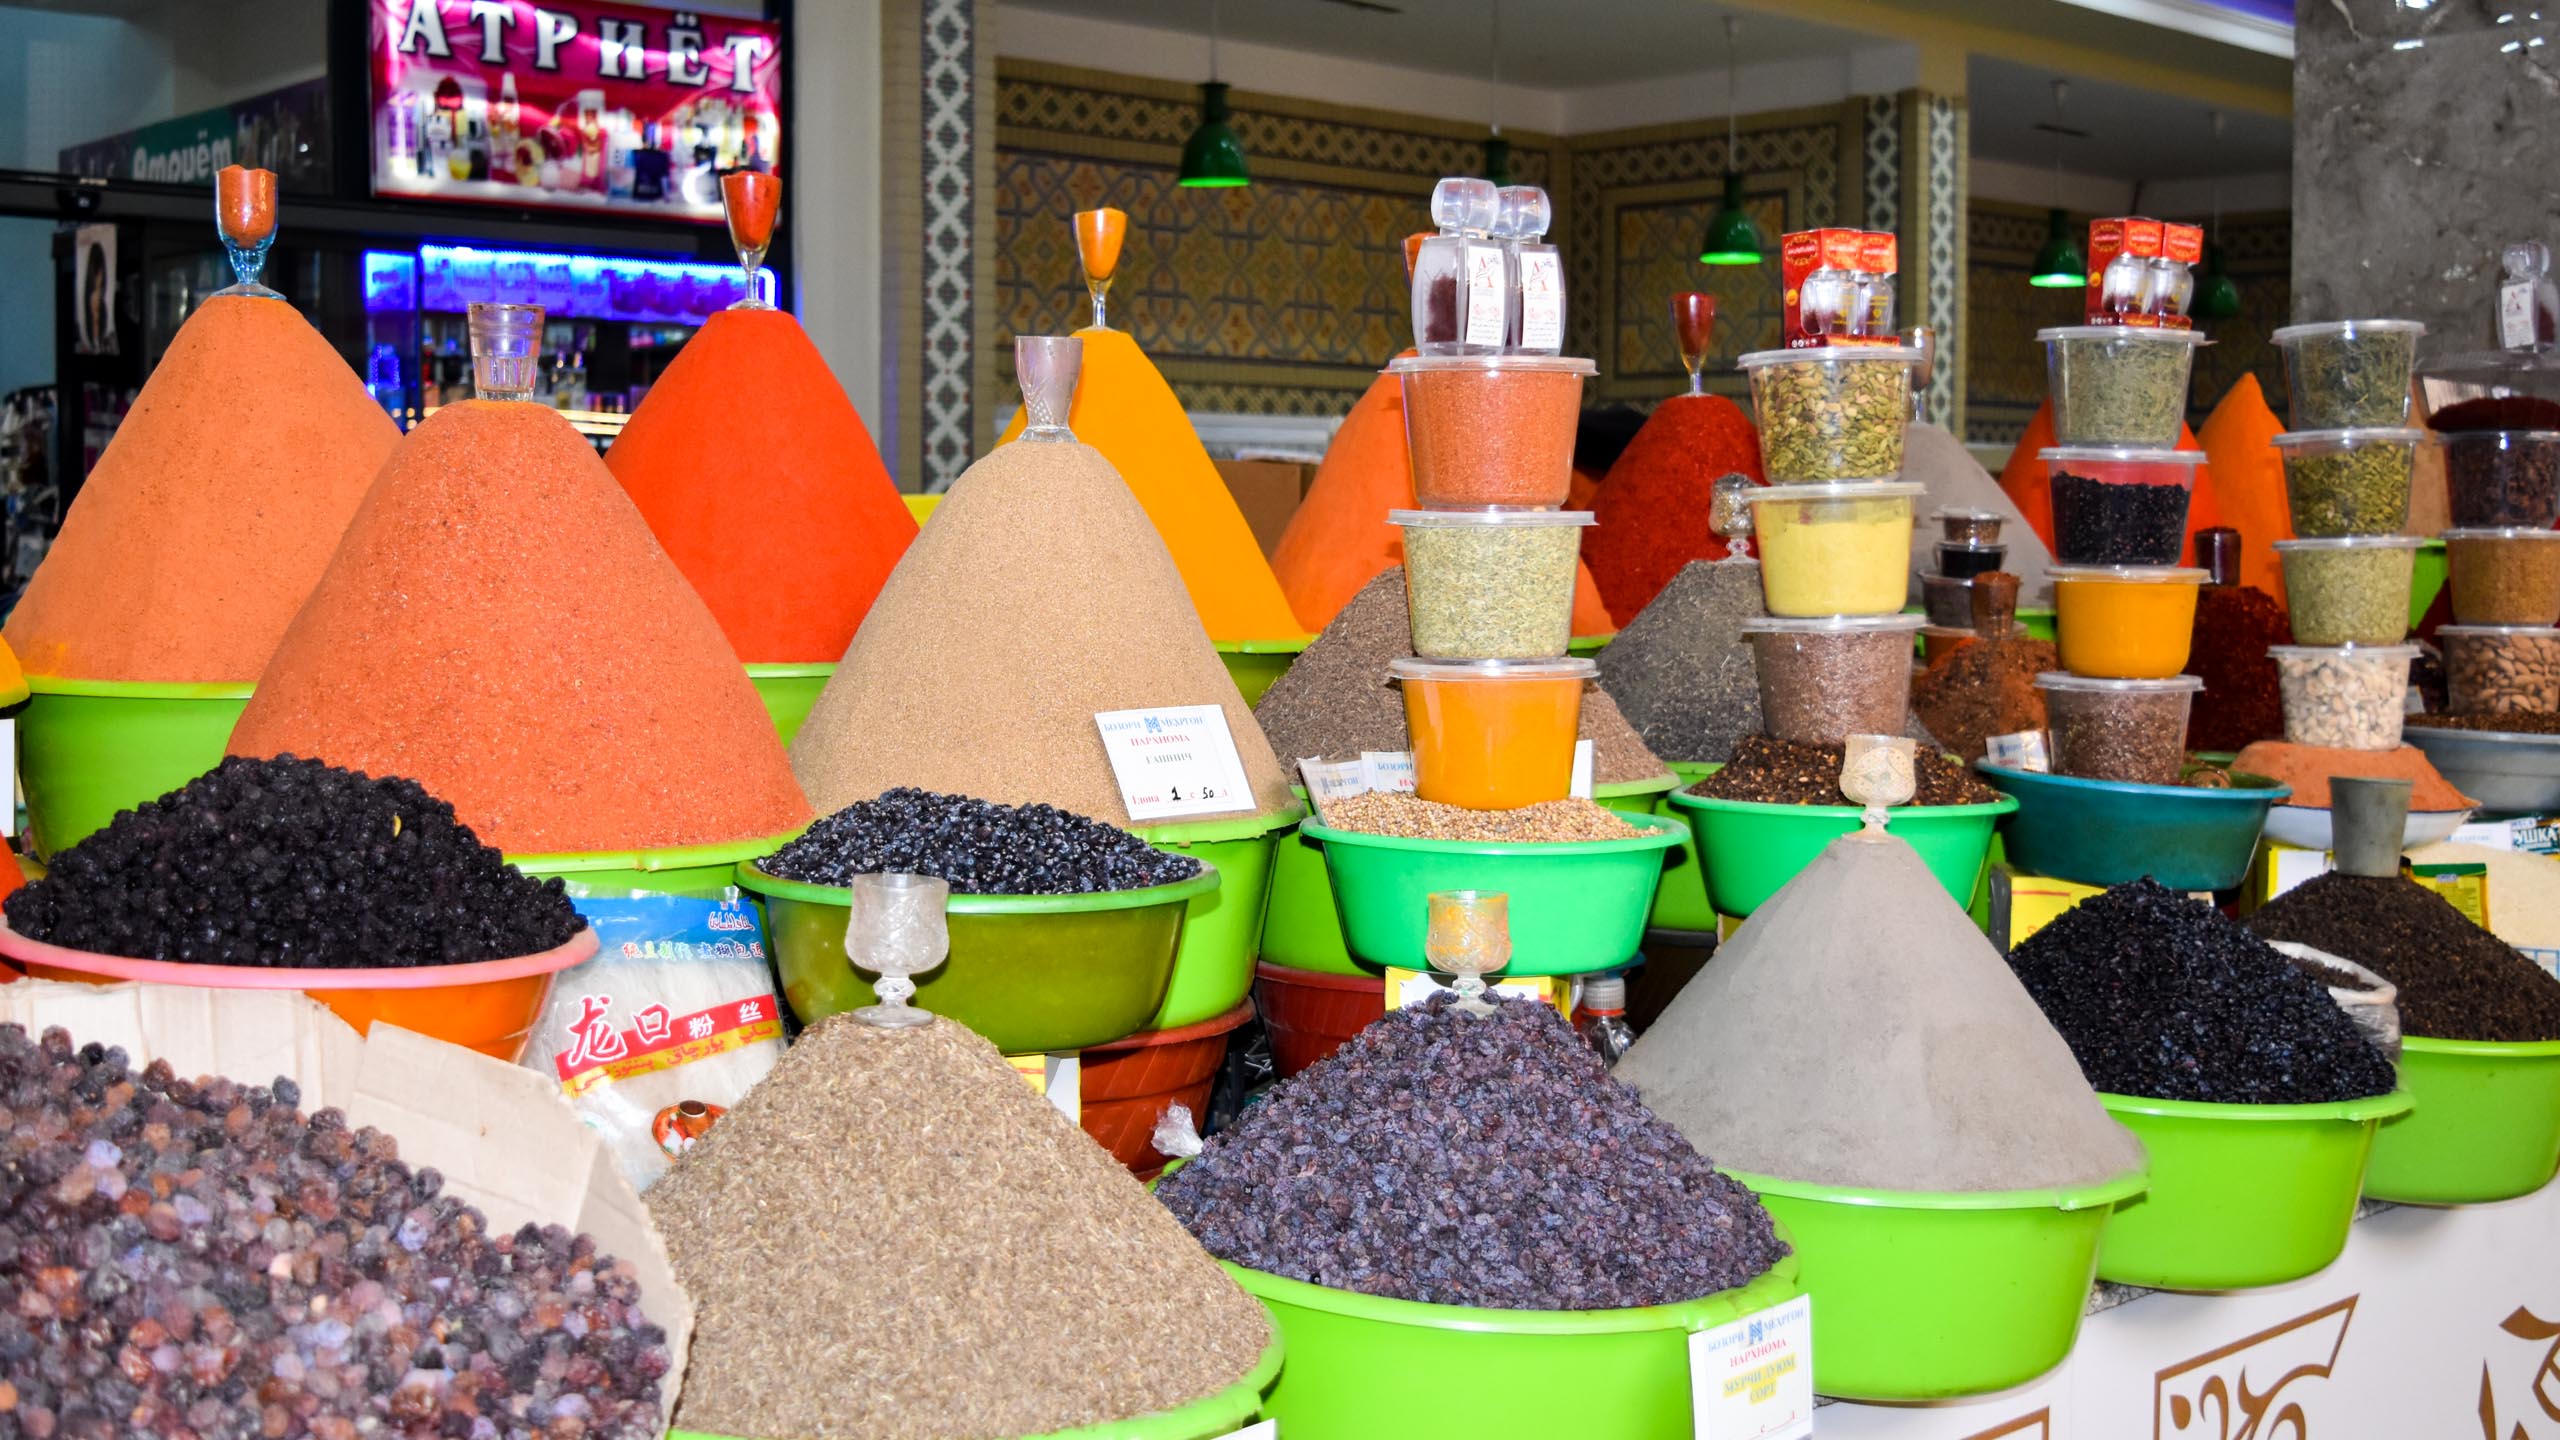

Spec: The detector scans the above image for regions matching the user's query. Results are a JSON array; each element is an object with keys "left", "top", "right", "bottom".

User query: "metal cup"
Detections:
[{"left": 2330, "top": 776, "right": 2414, "bottom": 877}]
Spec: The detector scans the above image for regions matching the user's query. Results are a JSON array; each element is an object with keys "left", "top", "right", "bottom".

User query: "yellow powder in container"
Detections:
[{"left": 1748, "top": 482, "right": 1921, "bottom": 617}]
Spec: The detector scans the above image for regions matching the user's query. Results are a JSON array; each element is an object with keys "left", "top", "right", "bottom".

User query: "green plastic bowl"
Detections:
[
  {"left": 2019, "top": 606, "right": 2056, "bottom": 643},
  {"left": 510, "top": 832, "right": 808, "bottom": 900},
  {"left": 1646, "top": 761, "right": 1721, "bottom": 937},
  {"left": 2366, "top": 1036, "right": 2560, "bottom": 1205},
  {"left": 2096, "top": 1089, "right": 2414, "bottom": 1290},
  {"left": 1566, "top": 632, "right": 1615, "bottom": 656},
  {"left": 1214, "top": 638, "right": 1310, "bottom": 707},
  {"left": 1665, "top": 788, "right": 2015, "bottom": 919},
  {"left": 1731, "top": 1166, "right": 2145, "bottom": 1401},
  {"left": 1977, "top": 763, "right": 2288, "bottom": 891},
  {"left": 1227, "top": 1249, "right": 1799, "bottom": 1440},
  {"left": 1303, "top": 813, "right": 1685, "bottom": 976},
  {"left": 671, "top": 1337, "right": 1280, "bottom": 1440},
  {"left": 743, "top": 662, "right": 834, "bottom": 747},
  {"left": 19, "top": 676, "right": 253, "bottom": 858},
  {"left": 735, "top": 859, "right": 1217, "bottom": 1052},
  {"left": 1134, "top": 806, "right": 1296, "bottom": 1029},
  {"left": 1593, "top": 771, "right": 1680, "bottom": 813},
  {"left": 2413, "top": 537, "right": 2447, "bottom": 630}
]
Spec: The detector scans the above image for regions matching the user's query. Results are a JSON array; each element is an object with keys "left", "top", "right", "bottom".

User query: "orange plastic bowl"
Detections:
[
  {"left": 1079, "top": 998, "right": 1255, "bottom": 1181},
  {"left": 0, "top": 923, "right": 597, "bottom": 1062}
]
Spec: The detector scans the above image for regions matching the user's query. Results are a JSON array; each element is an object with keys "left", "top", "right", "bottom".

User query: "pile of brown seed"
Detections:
[{"left": 1318, "top": 792, "right": 1644, "bottom": 842}]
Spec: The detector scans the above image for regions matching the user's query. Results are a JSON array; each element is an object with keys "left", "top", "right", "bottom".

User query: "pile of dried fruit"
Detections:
[{"left": 761, "top": 788, "right": 1199, "bottom": 894}]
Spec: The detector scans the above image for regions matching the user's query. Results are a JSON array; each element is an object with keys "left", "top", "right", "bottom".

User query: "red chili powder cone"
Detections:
[
  {"left": 5, "top": 296, "right": 398, "bottom": 681},
  {"left": 1584, "top": 393, "right": 1766, "bottom": 625},
  {"left": 229, "top": 400, "right": 813, "bottom": 854},
  {"left": 607, "top": 308, "right": 916, "bottom": 663}
]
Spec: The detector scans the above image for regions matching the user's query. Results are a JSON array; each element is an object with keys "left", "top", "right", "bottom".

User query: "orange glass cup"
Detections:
[
  {"left": 1390, "top": 657, "right": 1593, "bottom": 808},
  {"left": 722, "top": 169, "right": 782, "bottom": 254},
  {"left": 215, "top": 164, "right": 277, "bottom": 248},
  {"left": 1076, "top": 207, "right": 1128, "bottom": 328}
]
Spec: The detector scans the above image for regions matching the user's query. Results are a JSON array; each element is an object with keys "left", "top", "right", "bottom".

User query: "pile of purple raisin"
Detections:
[
  {"left": 1156, "top": 995, "right": 1786, "bottom": 1311},
  {"left": 0, "top": 1025, "right": 669, "bottom": 1439}
]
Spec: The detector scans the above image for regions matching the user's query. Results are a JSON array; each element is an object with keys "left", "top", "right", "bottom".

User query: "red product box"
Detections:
[
  {"left": 1782, "top": 227, "right": 1869, "bottom": 347},
  {"left": 1856, "top": 231, "right": 1900, "bottom": 342},
  {"left": 2087, "top": 217, "right": 2166, "bottom": 326}
]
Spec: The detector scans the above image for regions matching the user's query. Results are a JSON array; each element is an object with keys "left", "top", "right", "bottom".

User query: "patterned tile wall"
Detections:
[{"left": 920, "top": 0, "right": 978, "bottom": 488}]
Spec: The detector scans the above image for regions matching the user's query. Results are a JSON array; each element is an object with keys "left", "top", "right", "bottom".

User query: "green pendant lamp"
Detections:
[
  {"left": 1178, "top": 2, "right": 1248, "bottom": 188},
  {"left": 2030, "top": 208, "right": 2085, "bottom": 288},
  {"left": 1484, "top": 135, "right": 1513, "bottom": 188},
  {"left": 2188, "top": 112, "right": 2242, "bottom": 320},
  {"left": 1698, "top": 16, "right": 1763, "bottom": 266}
]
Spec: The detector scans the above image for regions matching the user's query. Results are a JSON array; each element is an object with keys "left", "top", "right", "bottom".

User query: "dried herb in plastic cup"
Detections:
[
  {"left": 2051, "top": 565, "right": 2206, "bottom": 679},
  {"left": 2273, "top": 536, "right": 2420, "bottom": 646},
  {"left": 1391, "top": 353, "right": 1596, "bottom": 507},
  {"left": 1738, "top": 613, "right": 1925, "bottom": 747},
  {"left": 1745, "top": 480, "right": 1922, "bottom": 617},
  {"left": 2438, "top": 625, "right": 2560, "bottom": 717},
  {"left": 2271, "top": 319, "right": 2425, "bottom": 429},
  {"left": 2270, "top": 643, "right": 2419, "bottom": 749},
  {"left": 2441, "top": 430, "right": 2560, "bottom": 528},
  {"left": 2036, "top": 673, "right": 2201, "bottom": 786},
  {"left": 2272, "top": 428, "right": 2425, "bottom": 537},
  {"left": 1392, "top": 509, "right": 1594, "bottom": 660},
  {"left": 2039, "top": 326, "right": 2206, "bottom": 448},
  {"left": 2041, "top": 447, "right": 2206, "bottom": 566},
  {"left": 1738, "top": 346, "right": 1917, "bottom": 482},
  {"left": 2445, "top": 528, "right": 2560, "bottom": 627}
]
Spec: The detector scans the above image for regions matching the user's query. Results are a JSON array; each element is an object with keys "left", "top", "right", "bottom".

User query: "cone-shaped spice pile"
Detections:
[
  {"left": 6, "top": 296, "right": 398, "bottom": 681},
  {"left": 792, "top": 437, "right": 1296, "bottom": 826},
  {"left": 607, "top": 308, "right": 916, "bottom": 663},
  {"left": 1583, "top": 392, "right": 1765, "bottom": 624},
  {"left": 1619, "top": 831, "right": 2144, "bottom": 1192},
  {"left": 229, "top": 400, "right": 812, "bottom": 854},
  {"left": 652, "top": 1013, "right": 1271, "bottom": 1440},
  {"left": 996, "top": 328, "right": 1303, "bottom": 641}
]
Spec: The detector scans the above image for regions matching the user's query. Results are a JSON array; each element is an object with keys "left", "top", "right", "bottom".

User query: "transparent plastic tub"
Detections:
[
  {"left": 2441, "top": 430, "right": 2560, "bottom": 528},
  {"left": 1391, "top": 354, "right": 1596, "bottom": 507},
  {"left": 2444, "top": 527, "right": 2560, "bottom": 627},
  {"left": 2273, "top": 427, "right": 2424, "bottom": 537},
  {"left": 2051, "top": 565, "right": 2207, "bottom": 679},
  {"left": 1739, "top": 346, "right": 1919, "bottom": 482},
  {"left": 2272, "top": 536, "right": 2421, "bottom": 646},
  {"left": 1746, "top": 480, "right": 1922, "bottom": 616},
  {"left": 2270, "top": 643, "right": 2420, "bottom": 749},
  {"left": 1738, "top": 613, "right": 1925, "bottom": 747},
  {"left": 2438, "top": 624, "right": 2560, "bottom": 717},
  {"left": 2040, "top": 447, "right": 2206, "bottom": 566},
  {"left": 2270, "top": 318, "right": 2425, "bottom": 429},
  {"left": 2039, "top": 326, "right": 2207, "bottom": 447},
  {"left": 1389, "top": 655, "right": 1595, "bottom": 807},
  {"left": 1392, "top": 509, "right": 1594, "bottom": 659},
  {"left": 2035, "top": 673, "right": 2202, "bottom": 786}
]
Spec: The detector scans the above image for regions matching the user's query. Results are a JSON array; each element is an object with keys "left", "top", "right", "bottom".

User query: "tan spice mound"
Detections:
[
  {"left": 792, "top": 439, "right": 1296, "bottom": 826},
  {"left": 6, "top": 296, "right": 398, "bottom": 681},
  {"left": 653, "top": 1014, "right": 1272, "bottom": 1440},
  {"left": 229, "top": 400, "right": 812, "bottom": 854}
]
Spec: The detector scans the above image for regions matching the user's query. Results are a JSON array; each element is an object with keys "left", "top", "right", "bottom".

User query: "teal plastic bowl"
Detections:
[
  {"left": 1664, "top": 788, "right": 2015, "bottom": 919},
  {"left": 1301, "top": 813, "right": 1685, "bottom": 976},
  {"left": 1976, "top": 763, "right": 2288, "bottom": 891}
]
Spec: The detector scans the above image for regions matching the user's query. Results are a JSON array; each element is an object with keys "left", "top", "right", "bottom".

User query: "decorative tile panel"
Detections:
[{"left": 921, "top": 0, "right": 977, "bottom": 488}]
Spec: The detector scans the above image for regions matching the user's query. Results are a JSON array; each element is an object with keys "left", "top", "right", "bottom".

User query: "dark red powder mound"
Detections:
[
  {"left": 2186, "top": 583, "right": 2292, "bottom": 753},
  {"left": 1584, "top": 394, "right": 1764, "bottom": 624}
]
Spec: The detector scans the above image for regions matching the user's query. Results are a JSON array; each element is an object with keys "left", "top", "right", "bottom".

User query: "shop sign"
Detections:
[
  {"left": 59, "top": 78, "right": 332, "bottom": 192},
  {"left": 368, "top": 0, "right": 782, "bottom": 223}
]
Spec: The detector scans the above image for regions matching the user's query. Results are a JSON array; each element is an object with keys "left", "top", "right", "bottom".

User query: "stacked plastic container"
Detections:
[
  {"left": 1920, "top": 508, "right": 2011, "bottom": 650},
  {"left": 2409, "top": 322, "right": 2560, "bottom": 717},
  {"left": 2033, "top": 325, "right": 2212, "bottom": 784},
  {"left": 2263, "top": 320, "right": 2430, "bottom": 745}
]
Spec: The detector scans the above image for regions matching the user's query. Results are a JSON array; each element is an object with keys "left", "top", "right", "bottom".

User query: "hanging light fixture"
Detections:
[
  {"left": 1481, "top": 0, "right": 1512, "bottom": 184},
  {"left": 1179, "top": 0, "right": 1249, "bottom": 188},
  {"left": 1699, "top": 16, "right": 1763, "bottom": 266},
  {"left": 2028, "top": 81, "right": 2084, "bottom": 287},
  {"left": 2190, "top": 111, "right": 2244, "bottom": 320}
]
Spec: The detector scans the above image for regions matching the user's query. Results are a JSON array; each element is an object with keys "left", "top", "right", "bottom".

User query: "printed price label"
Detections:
[
  {"left": 1096, "top": 706, "right": 1256, "bottom": 821},
  {"left": 1987, "top": 728, "right": 2050, "bottom": 772},
  {"left": 1463, "top": 241, "right": 1508, "bottom": 348},
  {"left": 1359, "top": 751, "right": 1416, "bottom": 794},
  {"left": 1006, "top": 1052, "right": 1080, "bottom": 1122},
  {"left": 1689, "top": 1294, "right": 1812, "bottom": 1440},
  {"left": 2503, "top": 282, "right": 2539, "bottom": 349},
  {"left": 1570, "top": 739, "right": 1595, "bottom": 798},
  {"left": 1519, "top": 251, "right": 1565, "bottom": 351},
  {"left": 1384, "top": 966, "right": 1571, "bottom": 1019},
  {"left": 1298, "top": 757, "right": 1366, "bottom": 807}
]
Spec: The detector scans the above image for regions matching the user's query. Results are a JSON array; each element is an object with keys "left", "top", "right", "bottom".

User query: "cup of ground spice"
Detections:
[
  {"left": 2272, "top": 427, "right": 2425, "bottom": 536},
  {"left": 2270, "top": 319, "right": 2425, "bottom": 430},
  {"left": 2444, "top": 527, "right": 2560, "bottom": 626},
  {"left": 2039, "top": 326, "right": 2206, "bottom": 448},
  {"left": 2439, "top": 430, "right": 2560, "bottom": 528},
  {"left": 2271, "top": 642, "right": 2420, "bottom": 748},
  {"left": 2040, "top": 447, "right": 2205, "bottom": 566},
  {"left": 2035, "top": 673, "right": 2200, "bottom": 785},
  {"left": 1392, "top": 509, "right": 1593, "bottom": 659},
  {"left": 1388, "top": 656, "right": 1594, "bottom": 808},
  {"left": 2051, "top": 565, "right": 2206, "bottom": 679},
  {"left": 1737, "top": 346, "right": 1918, "bottom": 482},
  {"left": 1390, "top": 353, "right": 1596, "bottom": 507},
  {"left": 1746, "top": 480, "right": 1922, "bottom": 616},
  {"left": 2273, "top": 535, "right": 2421, "bottom": 646},
  {"left": 1738, "top": 613, "right": 1924, "bottom": 747},
  {"left": 2438, "top": 624, "right": 2560, "bottom": 716}
]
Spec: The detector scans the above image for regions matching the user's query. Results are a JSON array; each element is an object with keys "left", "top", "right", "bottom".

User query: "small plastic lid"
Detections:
[
  {"left": 2430, "top": 625, "right": 2560, "bottom": 640},
  {"left": 2441, "top": 526, "right": 2560, "bottom": 542},
  {"left": 2436, "top": 428, "right": 2560, "bottom": 444},
  {"left": 1933, "top": 507, "right": 2004, "bottom": 522},
  {"left": 1386, "top": 656, "right": 1600, "bottom": 682},
  {"left": 1737, "top": 613, "right": 1929, "bottom": 635},
  {"left": 2272, "top": 535, "right": 2427, "bottom": 552},
  {"left": 2266, "top": 642, "right": 2424, "bottom": 660},
  {"left": 2049, "top": 565, "right": 2209, "bottom": 584},
  {"left": 2269, "top": 427, "right": 2429, "bottom": 451},
  {"left": 2035, "top": 672, "right": 2204, "bottom": 694},
  {"left": 1581, "top": 975, "right": 1627, "bottom": 1010},
  {"left": 2036, "top": 324, "right": 2212, "bottom": 346},
  {"left": 1735, "top": 345, "right": 1923, "bottom": 369},
  {"left": 1387, "top": 354, "right": 1598, "bottom": 376},
  {"left": 2038, "top": 446, "right": 2209, "bottom": 467},
  {"left": 1747, "top": 481, "right": 1927, "bottom": 504},
  {"left": 2269, "top": 318, "right": 2428, "bottom": 345},
  {"left": 1388, "top": 508, "right": 1596, "bottom": 529}
]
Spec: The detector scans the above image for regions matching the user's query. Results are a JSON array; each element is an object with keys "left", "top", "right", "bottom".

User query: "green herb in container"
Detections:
[
  {"left": 1738, "top": 346, "right": 1918, "bottom": 483},
  {"left": 2040, "top": 326, "right": 2206, "bottom": 448},
  {"left": 1393, "top": 509, "right": 1595, "bottom": 660},
  {"left": 2273, "top": 428, "right": 2425, "bottom": 537},
  {"left": 2274, "top": 536, "right": 2421, "bottom": 646},
  {"left": 2272, "top": 319, "right": 2425, "bottom": 430}
]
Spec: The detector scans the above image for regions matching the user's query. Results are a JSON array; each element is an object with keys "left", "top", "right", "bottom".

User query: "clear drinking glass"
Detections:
[
  {"left": 468, "top": 302, "right": 546, "bottom": 402},
  {"left": 1015, "top": 335, "right": 1083, "bottom": 443}
]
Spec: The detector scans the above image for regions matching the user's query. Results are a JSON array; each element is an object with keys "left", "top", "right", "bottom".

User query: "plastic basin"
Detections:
[
  {"left": 743, "top": 662, "right": 834, "bottom": 746},
  {"left": 0, "top": 921, "right": 597, "bottom": 1063},
  {"left": 1566, "top": 633, "right": 1615, "bottom": 656},
  {"left": 1080, "top": 999, "right": 1255, "bottom": 1181},
  {"left": 1645, "top": 761, "right": 1721, "bottom": 936},
  {"left": 2095, "top": 1089, "right": 2413, "bottom": 1290},
  {"left": 736, "top": 861, "right": 1214, "bottom": 1054},
  {"left": 2365, "top": 1036, "right": 2560, "bottom": 1205},
  {"left": 1214, "top": 638, "right": 1310, "bottom": 707},
  {"left": 510, "top": 832, "right": 808, "bottom": 901},
  {"left": 1732, "top": 1167, "right": 2145, "bottom": 1400},
  {"left": 19, "top": 676, "right": 254, "bottom": 859},
  {"left": 1303, "top": 813, "right": 1684, "bottom": 975},
  {"left": 670, "top": 1337, "right": 1280, "bottom": 1440},
  {"left": 1976, "top": 763, "right": 2288, "bottom": 891},
  {"left": 1259, "top": 803, "right": 1357, "bottom": 976},
  {"left": 1226, "top": 1250, "right": 1801, "bottom": 1440},
  {"left": 1254, "top": 960, "right": 1382, "bottom": 1077},
  {"left": 1665, "top": 788, "right": 2015, "bottom": 919},
  {"left": 1134, "top": 807, "right": 1296, "bottom": 1029}
]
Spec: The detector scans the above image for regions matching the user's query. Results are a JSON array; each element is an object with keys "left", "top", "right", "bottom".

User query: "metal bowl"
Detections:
[{"left": 2404, "top": 722, "right": 2560, "bottom": 815}]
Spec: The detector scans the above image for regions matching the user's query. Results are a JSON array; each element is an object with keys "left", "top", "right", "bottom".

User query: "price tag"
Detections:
[
  {"left": 1359, "top": 751, "right": 1416, "bottom": 794},
  {"left": 1096, "top": 707, "right": 1256, "bottom": 821},
  {"left": 1463, "top": 242, "right": 1508, "bottom": 348},
  {"left": 1986, "top": 729, "right": 2050, "bottom": 772},
  {"left": 1688, "top": 1294, "right": 1812, "bottom": 1440},
  {"left": 2503, "top": 281, "right": 2539, "bottom": 349},
  {"left": 1209, "top": 1424, "right": 1275, "bottom": 1440},
  {"left": 1519, "top": 252, "right": 1565, "bottom": 351},
  {"left": 1570, "top": 740, "right": 1595, "bottom": 798},
  {"left": 1384, "top": 966, "right": 1571, "bottom": 1020},
  {"left": 1298, "top": 757, "right": 1365, "bottom": 806},
  {"left": 1006, "top": 1052, "right": 1080, "bottom": 1122}
]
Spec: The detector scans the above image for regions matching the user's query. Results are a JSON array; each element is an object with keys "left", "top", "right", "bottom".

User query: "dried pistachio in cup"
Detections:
[{"left": 1738, "top": 346, "right": 1917, "bottom": 482}]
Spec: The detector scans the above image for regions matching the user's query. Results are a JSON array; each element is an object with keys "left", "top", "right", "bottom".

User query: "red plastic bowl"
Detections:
[
  {"left": 1255, "top": 960, "right": 1383, "bottom": 1079},
  {"left": 1080, "top": 998, "right": 1254, "bottom": 1180},
  {"left": 0, "top": 923, "right": 598, "bottom": 1062}
]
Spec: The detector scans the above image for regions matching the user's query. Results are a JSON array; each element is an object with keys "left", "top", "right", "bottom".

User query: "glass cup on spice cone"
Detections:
[
  {"left": 1015, "top": 335, "right": 1083, "bottom": 443},
  {"left": 1425, "top": 889, "right": 1511, "bottom": 1015},
  {"left": 720, "top": 170, "right": 781, "bottom": 310},
  {"left": 467, "top": 302, "right": 546, "bottom": 403},
  {"left": 845, "top": 872, "right": 950, "bottom": 1028},
  {"left": 1076, "top": 207, "right": 1128, "bottom": 330},
  {"left": 1672, "top": 292, "right": 1716, "bottom": 396},
  {"left": 1840, "top": 733, "right": 1918, "bottom": 831},
  {"left": 212, "top": 164, "right": 281, "bottom": 298}
]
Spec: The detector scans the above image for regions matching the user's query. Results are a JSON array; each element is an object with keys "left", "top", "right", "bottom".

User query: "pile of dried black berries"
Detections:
[
  {"left": 0, "top": 1024, "right": 671, "bottom": 1439},
  {"left": 2248, "top": 871, "right": 2560, "bottom": 1042},
  {"left": 4, "top": 756, "right": 580, "bottom": 969},
  {"left": 2006, "top": 879, "right": 2398, "bottom": 1103},
  {"left": 1155, "top": 994, "right": 1786, "bottom": 1310},
  {"left": 762, "top": 788, "right": 1202, "bottom": 895}
]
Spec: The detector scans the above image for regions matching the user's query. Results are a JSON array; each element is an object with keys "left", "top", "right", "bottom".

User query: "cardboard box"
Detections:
[
  {"left": 1216, "top": 458, "right": 1315, "bottom": 561},
  {"left": 1781, "top": 228, "right": 1869, "bottom": 348},
  {"left": 2087, "top": 216, "right": 2164, "bottom": 324}
]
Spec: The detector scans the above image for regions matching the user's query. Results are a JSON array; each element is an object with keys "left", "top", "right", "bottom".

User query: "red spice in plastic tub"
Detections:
[
  {"left": 1392, "top": 354, "right": 1596, "bottom": 508},
  {"left": 1390, "top": 655, "right": 1594, "bottom": 807}
]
